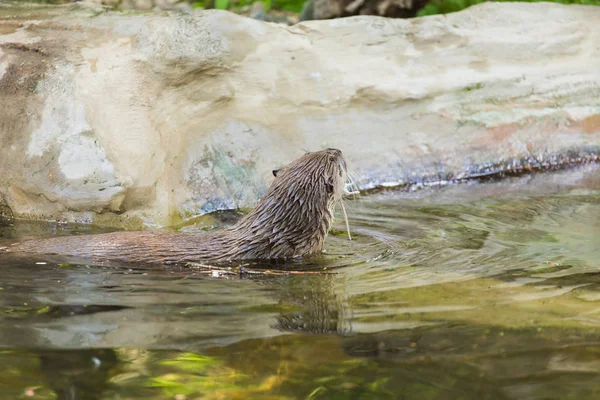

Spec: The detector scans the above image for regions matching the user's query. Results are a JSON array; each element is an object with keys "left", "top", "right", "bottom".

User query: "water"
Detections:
[{"left": 1, "top": 165, "right": 599, "bottom": 400}]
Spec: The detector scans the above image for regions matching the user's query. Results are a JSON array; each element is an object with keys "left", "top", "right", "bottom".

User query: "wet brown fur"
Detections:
[{"left": 8, "top": 149, "right": 348, "bottom": 266}]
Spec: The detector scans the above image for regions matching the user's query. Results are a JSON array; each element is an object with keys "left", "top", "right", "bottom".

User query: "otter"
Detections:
[{"left": 6, "top": 148, "right": 350, "bottom": 266}]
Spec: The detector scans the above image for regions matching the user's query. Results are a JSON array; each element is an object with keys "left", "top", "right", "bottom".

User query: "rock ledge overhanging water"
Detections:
[{"left": 0, "top": 1, "right": 599, "bottom": 227}]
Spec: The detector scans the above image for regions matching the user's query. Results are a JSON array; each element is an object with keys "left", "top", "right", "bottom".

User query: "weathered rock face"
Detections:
[
  {"left": 63, "top": 0, "right": 194, "bottom": 12},
  {"left": 0, "top": 2, "right": 599, "bottom": 228}
]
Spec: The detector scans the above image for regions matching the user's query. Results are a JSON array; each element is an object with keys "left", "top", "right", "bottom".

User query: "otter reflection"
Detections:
[{"left": 263, "top": 274, "right": 351, "bottom": 335}]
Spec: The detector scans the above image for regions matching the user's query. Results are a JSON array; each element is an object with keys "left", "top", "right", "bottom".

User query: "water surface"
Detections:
[{"left": 1, "top": 165, "right": 599, "bottom": 399}]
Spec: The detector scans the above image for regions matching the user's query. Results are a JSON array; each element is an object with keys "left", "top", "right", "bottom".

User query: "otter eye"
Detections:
[
  {"left": 272, "top": 169, "right": 280, "bottom": 177},
  {"left": 326, "top": 182, "right": 334, "bottom": 193}
]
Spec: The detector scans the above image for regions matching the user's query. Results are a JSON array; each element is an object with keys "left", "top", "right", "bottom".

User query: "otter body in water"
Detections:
[{"left": 7, "top": 149, "right": 349, "bottom": 266}]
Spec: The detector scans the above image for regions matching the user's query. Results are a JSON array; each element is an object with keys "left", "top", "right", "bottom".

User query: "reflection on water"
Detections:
[{"left": 0, "top": 165, "right": 599, "bottom": 399}]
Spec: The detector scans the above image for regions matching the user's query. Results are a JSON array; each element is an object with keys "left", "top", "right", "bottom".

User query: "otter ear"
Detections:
[
  {"left": 272, "top": 169, "right": 280, "bottom": 177},
  {"left": 326, "top": 176, "right": 335, "bottom": 193}
]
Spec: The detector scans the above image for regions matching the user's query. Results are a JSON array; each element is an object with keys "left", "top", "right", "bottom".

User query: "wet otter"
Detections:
[{"left": 7, "top": 148, "right": 350, "bottom": 266}]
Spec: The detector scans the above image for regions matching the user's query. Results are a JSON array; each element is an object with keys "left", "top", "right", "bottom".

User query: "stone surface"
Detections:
[
  {"left": 88, "top": 0, "right": 122, "bottom": 7},
  {"left": 85, "top": 0, "right": 189, "bottom": 10},
  {"left": 0, "top": 2, "right": 599, "bottom": 228},
  {"left": 121, "top": 0, "right": 154, "bottom": 10}
]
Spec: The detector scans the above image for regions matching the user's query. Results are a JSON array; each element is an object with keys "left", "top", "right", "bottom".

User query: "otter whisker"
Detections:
[
  {"left": 344, "top": 177, "right": 360, "bottom": 197},
  {"left": 340, "top": 199, "right": 352, "bottom": 241},
  {"left": 345, "top": 168, "right": 360, "bottom": 198},
  {"left": 351, "top": 176, "right": 360, "bottom": 193}
]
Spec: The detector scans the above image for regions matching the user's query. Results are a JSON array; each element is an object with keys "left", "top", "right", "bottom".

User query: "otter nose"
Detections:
[{"left": 325, "top": 148, "right": 342, "bottom": 156}]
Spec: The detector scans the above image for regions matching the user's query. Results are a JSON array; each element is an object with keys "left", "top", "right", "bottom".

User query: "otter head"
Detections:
[
  {"left": 271, "top": 147, "right": 347, "bottom": 212},
  {"left": 232, "top": 148, "right": 348, "bottom": 260}
]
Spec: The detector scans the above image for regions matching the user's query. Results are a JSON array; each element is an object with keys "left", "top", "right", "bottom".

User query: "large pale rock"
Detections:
[{"left": 0, "top": 1, "right": 599, "bottom": 228}]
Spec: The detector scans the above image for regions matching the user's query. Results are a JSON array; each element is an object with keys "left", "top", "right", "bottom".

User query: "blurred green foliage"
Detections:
[
  {"left": 214, "top": 0, "right": 230, "bottom": 9},
  {"left": 195, "top": 0, "right": 302, "bottom": 12},
  {"left": 22, "top": 0, "right": 600, "bottom": 16},
  {"left": 270, "top": 0, "right": 305, "bottom": 12},
  {"left": 193, "top": 0, "right": 600, "bottom": 16}
]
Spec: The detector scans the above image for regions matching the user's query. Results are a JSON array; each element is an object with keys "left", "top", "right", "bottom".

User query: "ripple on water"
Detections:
[{"left": 0, "top": 164, "right": 599, "bottom": 399}]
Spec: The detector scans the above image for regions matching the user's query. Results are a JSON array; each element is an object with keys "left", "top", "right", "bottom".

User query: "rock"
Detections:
[
  {"left": 121, "top": 0, "right": 154, "bottom": 10},
  {"left": 312, "top": 0, "right": 341, "bottom": 19},
  {"left": 173, "top": 1, "right": 194, "bottom": 13},
  {"left": 155, "top": 0, "right": 193, "bottom": 11},
  {"left": 240, "top": 2, "right": 296, "bottom": 24},
  {"left": 249, "top": 1, "right": 267, "bottom": 20},
  {"left": 87, "top": 0, "right": 122, "bottom": 6},
  {"left": 102, "top": 0, "right": 122, "bottom": 7},
  {"left": 173, "top": 1, "right": 193, "bottom": 12},
  {"left": 0, "top": 2, "right": 599, "bottom": 228}
]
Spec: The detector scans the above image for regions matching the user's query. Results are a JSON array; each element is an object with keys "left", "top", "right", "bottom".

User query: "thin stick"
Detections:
[
  {"left": 244, "top": 269, "right": 337, "bottom": 275},
  {"left": 185, "top": 262, "right": 337, "bottom": 276},
  {"left": 340, "top": 200, "right": 352, "bottom": 241}
]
